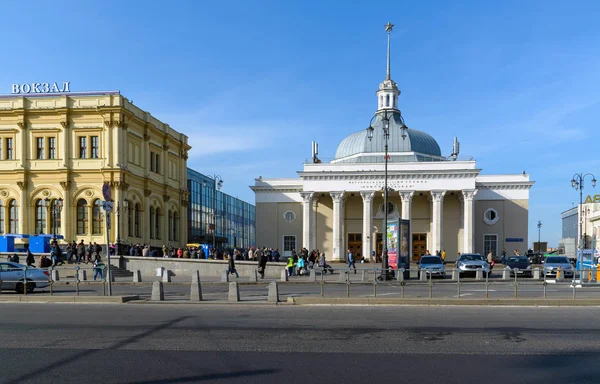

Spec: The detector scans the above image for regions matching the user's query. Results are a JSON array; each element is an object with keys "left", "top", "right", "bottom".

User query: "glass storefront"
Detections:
[{"left": 187, "top": 168, "right": 255, "bottom": 250}]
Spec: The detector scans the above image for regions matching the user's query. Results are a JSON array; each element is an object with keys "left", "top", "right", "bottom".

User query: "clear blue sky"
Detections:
[{"left": 1, "top": 0, "right": 599, "bottom": 247}]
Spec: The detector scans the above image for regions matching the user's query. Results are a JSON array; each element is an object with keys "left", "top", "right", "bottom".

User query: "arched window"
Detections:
[
  {"left": 168, "top": 211, "right": 173, "bottom": 241},
  {"left": 127, "top": 204, "right": 133, "bottom": 237},
  {"left": 134, "top": 203, "right": 141, "bottom": 237},
  {"left": 173, "top": 212, "right": 179, "bottom": 242},
  {"left": 149, "top": 207, "right": 155, "bottom": 239},
  {"left": 155, "top": 208, "right": 161, "bottom": 240},
  {"left": 0, "top": 201, "right": 4, "bottom": 235},
  {"left": 92, "top": 199, "right": 103, "bottom": 235},
  {"left": 386, "top": 95, "right": 390, "bottom": 107},
  {"left": 35, "top": 199, "right": 47, "bottom": 234},
  {"left": 8, "top": 200, "right": 18, "bottom": 234},
  {"left": 52, "top": 199, "right": 62, "bottom": 234},
  {"left": 76, "top": 199, "right": 88, "bottom": 235},
  {"left": 393, "top": 95, "right": 397, "bottom": 108},
  {"left": 379, "top": 95, "right": 383, "bottom": 108}
]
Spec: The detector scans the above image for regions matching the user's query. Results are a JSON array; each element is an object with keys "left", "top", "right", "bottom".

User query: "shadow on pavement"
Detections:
[{"left": 124, "top": 369, "right": 278, "bottom": 384}]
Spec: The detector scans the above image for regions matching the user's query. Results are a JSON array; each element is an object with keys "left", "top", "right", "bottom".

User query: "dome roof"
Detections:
[{"left": 334, "top": 113, "right": 442, "bottom": 163}]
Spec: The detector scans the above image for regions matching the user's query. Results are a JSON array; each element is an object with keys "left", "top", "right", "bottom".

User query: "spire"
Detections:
[
  {"left": 376, "top": 22, "right": 399, "bottom": 112},
  {"left": 385, "top": 22, "right": 394, "bottom": 80}
]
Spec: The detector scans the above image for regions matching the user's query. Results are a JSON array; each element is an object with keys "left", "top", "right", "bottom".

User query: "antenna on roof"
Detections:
[
  {"left": 312, "top": 141, "right": 321, "bottom": 163},
  {"left": 449, "top": 137, "right": 460, "bottom": 161}
]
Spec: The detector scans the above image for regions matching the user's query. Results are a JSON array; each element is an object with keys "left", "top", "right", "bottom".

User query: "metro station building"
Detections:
[{"left": 252, "top": 30, "right": 534, "bottom": 262}]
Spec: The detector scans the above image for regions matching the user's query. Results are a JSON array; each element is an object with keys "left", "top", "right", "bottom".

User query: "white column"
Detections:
[
  {"left": 430, "top": 190, "right": 446, "bottom": 254},
  {"left": 400, "top": 191, "right": 414, "bottom": 261},
  {"left": 462, "top": 189, "right": 478, "bottom": 254},
  {"left": 300, "top": 192, "right": 314, "bottom": 250},
  {"left": 361, "top": 191, "right": 375, "bottom": 261},
  {"left": 310, "top": 197, "right": 319, "bottom": 252},
  {"left": 331, "top": 191, "right": 345, "bottom": 261}
]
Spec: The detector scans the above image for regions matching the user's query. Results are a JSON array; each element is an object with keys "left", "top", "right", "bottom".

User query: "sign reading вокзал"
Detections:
[{"left": 11, "top": 82, "right": 70, "bottom": 94}]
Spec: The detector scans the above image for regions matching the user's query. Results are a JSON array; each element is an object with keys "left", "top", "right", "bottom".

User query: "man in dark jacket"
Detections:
[
  {"left": 273, "top": 249, "right": 281, "bottom": 262},
  {"left": 227, "top": 253, "right": 239, "bottom": 278},
  {"left": 256, "top": 247, "right": 267, "bottom": 279}
]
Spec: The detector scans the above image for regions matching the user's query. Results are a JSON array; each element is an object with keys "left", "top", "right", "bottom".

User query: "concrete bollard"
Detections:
[
  {"left": 151, "top": 281, "right": 164, "bottom": 301},
  {"left": 162, "top": 270, "right": 171, "bottom": 283},
  {"left": 361, "top": 270, "right": 367, "bottom": 282},
  {"left": 475, "top": 269, "right": 483, "bottom": 280},
  {"left": 397, "top": 268, "right": 405, "bottom": 282},
  {"left": 228, "top": 282, "right": 240, "bottom": 302},
  {"left": 338, "top": 270, "right": 347, "bottom": 282},
  {"left": 420, "top": 270, "right": 428, "bottom": 281},
  {"left": 133, "top": 270, "right": 142, "bottom": 283},
  {"left": 268, "top": 281, "right": 279, "bottom": 303},
  {"left": 79, "top": 270, "right": 87, "bottom": 281},
  {"left": 452, "top": 269, "right": 459, "bottom": 281},
  {"left": 533, "top": 268, "right": 541, "bottom": 280},
  {"left": 51, "top": 269, "right": 60, "bottom": 282},
  {"left": 502, "top": 269, "right": 510, "bottom": 280},
  {"left": 221, "top": 271, "right": 229, "bottom": 282},
  {"left": 280, "top": 269, "right": 288, "bottom": 282},
  {"left": 410, "top": 269, "right": 418, "bottom": 279},
  {"left": 308, "top": 269, "right": 316, "bottom": 282},
  {"left": 248, "top": 269, "right": 258, "bottom": 282},
  {"left": 190, "top": 270, "right": 202, "bottom": 301}
]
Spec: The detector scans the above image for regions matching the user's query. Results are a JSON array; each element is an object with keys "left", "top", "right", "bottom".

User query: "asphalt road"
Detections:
[{"left": 1, "top": 304, "right": 600, "bottom": 384}]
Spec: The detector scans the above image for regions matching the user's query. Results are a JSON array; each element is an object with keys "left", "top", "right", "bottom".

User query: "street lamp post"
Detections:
[
  {"left": 211, "top": 176, "right": 224, "bottom": 254},
  {"left": 537, "top": 220, "right": 542, "bottom": 258},
  {"left": 571, "top": 173, "right": 596, "bottom": 271},
  {"left": 366, "top": 109, "right": 407, "bottom": 280}
]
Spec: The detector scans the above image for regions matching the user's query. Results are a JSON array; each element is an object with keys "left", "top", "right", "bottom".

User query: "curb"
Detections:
[
  {"left": 0, "top": 295, "right": 139, "bottom": 304},
  {"left": 286, "top": 297, "right": 600, "bottom": 307}
]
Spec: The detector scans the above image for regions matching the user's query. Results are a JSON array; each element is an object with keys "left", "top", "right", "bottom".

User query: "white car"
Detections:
[
  {"left": 457, "top": 254, "right": 491, "bottom": 277},
  {"left": 0, "top": 262, "right": 50, "bottom": 293}
]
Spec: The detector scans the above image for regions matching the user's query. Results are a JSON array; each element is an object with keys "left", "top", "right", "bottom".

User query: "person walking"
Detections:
[
  {"left": 501, "top": 248, "right": 507, "bottom": 265},
  {"left": 26, "top": 247, "right": 35, "bottom": 267},
  {"left": 257, "top": 247, "right": 267, "bottom": 279},
  {"left": 286, "top": 256, "right": 295, "bottom": 277},
  {"left": 487, "top": 251, "right": 495, "bottom": 273},
  {"left": 347, "top": 249, "right": 356, "bottom": 274},
  {"left": 93, "top": 255, "right": 104, "bottom": 281},
  {"left": 227, "top": 253, "right": 240, "bottom": 278},
  {"left": 319, "top": 252, "right": 334, "bottom": 274}
]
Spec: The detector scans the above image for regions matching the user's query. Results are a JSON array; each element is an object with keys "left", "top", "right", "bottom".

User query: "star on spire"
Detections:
[{"left": 385, "top": 22, "right": 394, "bottom": 32}]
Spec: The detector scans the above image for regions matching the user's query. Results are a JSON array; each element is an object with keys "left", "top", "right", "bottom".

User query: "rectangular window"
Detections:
[
  {"left": 155, "top": 154, "right": 160, "bottom": 173},
  {"left": 79, "top": 137, "right": 87, "bottom": 159},
  {"left": 91, "top": 136, "right": 99, "bottom": 158},
  {"left": 48, "top": 137, "right": 56, "bottom": 160},
  {"left": 36, "top": 137, "right": 45, "bottom": 159},
  {"left": 0, "top": 205, "right": 4, "bottom": 235},
  {"left": 6, "top": 138, "right": 13, "bottom": 160},
  {"left": 283, "top": 235, "right": 296, "bottom": 257},
  {"left": 484, "top": 234, "right": 498, "bottom": 258},
  {"left": 150, "top": 152, "right": 155, "bottom": 172}
]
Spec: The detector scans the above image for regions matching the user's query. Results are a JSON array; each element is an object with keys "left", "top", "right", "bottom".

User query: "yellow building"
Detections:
[{"left": 0, "top": 91, "right": 190, "bottom": 248}]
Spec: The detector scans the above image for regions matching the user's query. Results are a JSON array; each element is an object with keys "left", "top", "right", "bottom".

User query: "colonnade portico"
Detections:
[{"left": 301, "top": 189, "right": 478, "bottom": 261}]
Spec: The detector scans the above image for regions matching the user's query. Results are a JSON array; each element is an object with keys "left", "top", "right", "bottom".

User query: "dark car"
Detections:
[{"left": 505, "top": 256, "right": 532, "bottom": 277}]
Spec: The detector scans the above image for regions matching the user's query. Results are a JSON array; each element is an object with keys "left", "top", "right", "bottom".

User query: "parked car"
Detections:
[
  {"left": 418, "top": 256, "right": 446, "bottom": 278},
  {"left": 505, "top": 256, "right": 532, "bottom": 277},
  {"left": 0, "top": 262, "right": 50, "bottom": 293},
  {"left": 457, "top": 253, "right": 490, "bottom": 277},
  {"left": 542, "top": 256, "right": 574, "bottom": 278}
]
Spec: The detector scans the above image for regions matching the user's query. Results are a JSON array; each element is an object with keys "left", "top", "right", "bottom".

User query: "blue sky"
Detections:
[{"left": 1, "top": 0, "right": 599, "bottom": 246}]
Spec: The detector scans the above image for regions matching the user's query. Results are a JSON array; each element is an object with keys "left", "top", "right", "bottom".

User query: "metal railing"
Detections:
[{"left": 0, "top": 265, "right": 109, "bottom": 296}]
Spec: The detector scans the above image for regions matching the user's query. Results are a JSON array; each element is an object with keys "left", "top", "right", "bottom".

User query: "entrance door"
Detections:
[
  {"left": 347, "top": 233, "right": 362, "bottom": 261},
  {"left": 412, "top": 233, "right": 427, "bottom": 262}
]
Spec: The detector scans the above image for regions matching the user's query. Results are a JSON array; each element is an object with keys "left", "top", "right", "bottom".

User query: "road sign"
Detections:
[
  {"left": 103, "top": 201, "right": 114, "bottom": 213},
  {"left": 102, "top": 183, "right": 112, "bottom": 201}
]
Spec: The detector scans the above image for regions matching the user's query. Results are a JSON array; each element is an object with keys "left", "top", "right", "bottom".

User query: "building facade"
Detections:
[
  {"left": 0, "top": 91, "right": 190, "bottom": 248},
  {"left": 187, "top": 168, "right": 256, "bottom": 249},
  {"left": 560, "top": 199, "right": 600, "bottom": 257},
  {"left": 251, "top": 27, "right": 533, "bottom": 262}
]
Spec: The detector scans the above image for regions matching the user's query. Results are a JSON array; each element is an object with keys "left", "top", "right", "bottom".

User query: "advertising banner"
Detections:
[
  {"left": 387, "top": 220, "right": 399, "bottom": 269},
  {"left": 399, "top": 219, "right": 410, "bottom": 270}
]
